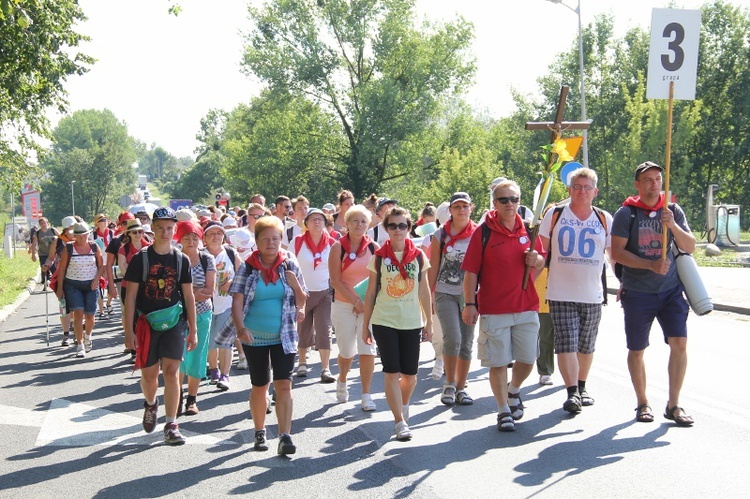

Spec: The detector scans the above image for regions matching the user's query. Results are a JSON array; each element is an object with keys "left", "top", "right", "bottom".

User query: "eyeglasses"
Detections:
[
  {"left": 386, "top": 222, "right": 409, "bottom": 231},
  {"left": 495, "top": 196, "right": 520, "bottom": 205},
  {"left": 571, "top": 184, "right": 595, "bottom": 192},
  {"left": 307, "top": 217, "right": 325, "bottom": 223}
]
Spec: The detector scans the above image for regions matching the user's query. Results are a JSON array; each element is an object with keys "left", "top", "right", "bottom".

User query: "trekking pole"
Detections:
[{"left": 45, "top": 276, "right": 50, "bottom": 346}]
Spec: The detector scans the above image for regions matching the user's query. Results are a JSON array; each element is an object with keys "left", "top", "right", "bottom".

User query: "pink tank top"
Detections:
[{"left": 337, "top": 251, "right": 370, "bottom": 304}]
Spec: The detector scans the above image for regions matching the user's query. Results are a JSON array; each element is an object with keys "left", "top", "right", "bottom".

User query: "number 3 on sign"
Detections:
[{"left": 646, "top": 9, "right": 701, "bottom": 101}]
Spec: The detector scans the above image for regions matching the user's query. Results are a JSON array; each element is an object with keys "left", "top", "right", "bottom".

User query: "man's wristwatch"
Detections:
[{"left": 464, "top": 303, "right": 477, "bottom": 308}]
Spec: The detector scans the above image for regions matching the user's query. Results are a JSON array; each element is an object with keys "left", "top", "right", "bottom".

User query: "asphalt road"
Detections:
[{"left": 1, "top": 287, "right": 748, "bottom": 498}]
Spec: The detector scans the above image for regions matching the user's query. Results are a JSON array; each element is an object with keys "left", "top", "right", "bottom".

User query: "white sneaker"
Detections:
[
  {"left": 84, "top": 335, "right": 92, "bottom": 353},
  {"left": 361, "top": 393, "right": 376, "bottom": 412},
  {"left": 430, "top": 359, "right": 444, "bottom": 380},
  {"left": 402, "top": 404, "right": 410, "bottom": 423},
  {"left": 395, "top": 421, "right": 412, "bottom": 441},
  {"left": 539, "top": 375, "right": 553, "bottom": 386},
  {"left": 76, "top": 343, "right": 85, "bottom": 358},
  {"left": 335, "top": 380, "right": 348, "bottom": 402},
  {"left": 236, "top": 357, "right": 248, "bottom": 370},
  {"left": 296, "top": 364, "right": 308, "bottom": 377}
]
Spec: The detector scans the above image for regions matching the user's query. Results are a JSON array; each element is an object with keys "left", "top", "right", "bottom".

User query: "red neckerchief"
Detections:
[
  {"left": 246, "top": 250, "right": 286, "bottom": 285},
  {"left": 622, "top": 192, "right": 665, "bottom": 213},
  {"left": 484, "top": 210, "right": 525, "bottom": 238},
  {"left": 375, "top": 238, "right": 420, "bottom": 280},
  {"left": 134, "top": 314, "right": 151, "bottom": 372},
  {"left": 95, "top": 228, "right": 111, "bottom": 245},
  {"left": 442, "top": 219, "right": 477, "bottom": 253},
  {"left": 303, "top": 231, "right": 334, "bottom": 269},
  {"left": 340, "top": 234, "right": 372, "bottom": 273}
]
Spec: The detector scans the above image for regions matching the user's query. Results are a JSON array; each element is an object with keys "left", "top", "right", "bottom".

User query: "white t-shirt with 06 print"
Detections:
[{"left": 539, "top": 205, "right": 612, "bottom": 304}]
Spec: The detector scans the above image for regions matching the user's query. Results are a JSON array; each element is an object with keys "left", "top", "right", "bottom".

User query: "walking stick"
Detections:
[{"left": 45, "top": 277, "right": 50, "bottom": 347}]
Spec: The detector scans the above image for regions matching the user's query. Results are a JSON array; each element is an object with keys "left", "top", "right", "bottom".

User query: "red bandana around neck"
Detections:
[
  {"left": 622, "top": 192, "right": 665, "bottom": 212},
  {"left": 442, "top": 219, "right": 477, "bottom": 253},
  {"left": 246, "top": 250, "right": 286, "bottom": 285},
  {"left": 375, "top": 238, "right": 420, "bottom": 280},
  {"left": 340, "top": 234, "right": 372, "bottom": 273},
  {"left": 484, "top": 210, "right": 524, "bottom": 238},
  {"left": 303, "top": 231, "right": 334, "bottom": 269}
]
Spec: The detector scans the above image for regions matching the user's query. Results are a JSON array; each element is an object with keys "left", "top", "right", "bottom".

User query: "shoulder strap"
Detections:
[
  {"left": 199, "top": 251, "right": 209, "bottom": 274},
  {"left": 223, "top": 245, "right": 236, "bottom": 268},
  {"left": 174, "top": 247, "right": 183, "bottom": 279},
  {"left": 375, "top": 255, "right": 383, "bottom": 301},
  {"left": 550, "top": 206, "right": 564, "bottom": 234},
  {"left": 287, "top": 226, "right": 295, "bottom": 244},
  {"left": 592, "top": 207, "right": 608, "bottom": 235},
  {"left": 416, "top": 252, "right": 423, "bottom": 282},
  {"left": 373, "top": 225, "right": 379, "bottom": 242},
  {"left": 480, "top": 223, "right": 490, "bottom": 254},
  {"left": 141, "top": 247, "right": 149, "bottom": 284}
]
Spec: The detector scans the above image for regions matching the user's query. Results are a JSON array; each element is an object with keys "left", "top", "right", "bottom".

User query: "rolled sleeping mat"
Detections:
[{"left": 674, "top": 249, "right": 713, "bottom": 316}]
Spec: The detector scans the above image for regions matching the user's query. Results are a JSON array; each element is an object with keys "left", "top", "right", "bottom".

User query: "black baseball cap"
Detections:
[
  {"left": 152, "top": 207, "right": 178, "bottom": 222},
  {"left": 449, "top": 192, "right": 472, "bottom": 206},
  {"left": 634, "top": 161, "right": 663, "bottom": 180},
  {"left": 376, "top": 198, "right": 398, "bottom": 211}
]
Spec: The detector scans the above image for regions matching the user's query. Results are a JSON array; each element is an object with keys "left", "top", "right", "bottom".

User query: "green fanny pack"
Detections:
[{"left": 142, "top": 302, "right": 183, "bottom": 331}]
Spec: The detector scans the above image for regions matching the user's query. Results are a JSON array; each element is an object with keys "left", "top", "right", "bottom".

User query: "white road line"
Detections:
[{"left": 33, "top": 399, "right": 236, "bottom": 447}]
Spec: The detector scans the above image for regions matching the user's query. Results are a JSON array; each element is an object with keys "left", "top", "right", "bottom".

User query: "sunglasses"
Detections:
[
  {"left": 571, "top": 185, "right": 595, "bottom": 192},
  {"left": 386, "top": 222, "right": 409, "bottom": 231},
  {"left": 249, "top": 214, "right": 264, "bottom": 220},
  {"left": 495, "top": 196, "right": 520, "bottom": 205}
]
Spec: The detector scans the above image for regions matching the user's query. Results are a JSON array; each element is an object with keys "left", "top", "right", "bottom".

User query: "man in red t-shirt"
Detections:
[{"left": 461, "top": 180, "right": 545, "bottom": 432}]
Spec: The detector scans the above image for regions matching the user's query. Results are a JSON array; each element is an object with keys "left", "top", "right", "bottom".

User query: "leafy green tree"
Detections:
[
  {"left": 685, "top": 0, "right": 750, "bottom": 228},
  {"left": 41, "top": 109, "right": 136, "bottom": 224},
  {"left": 241, "top": 0, "right": 475, "bottom": 199},
  {"left": 220, "top": 89, "right": 346, "bottom": 206},
  {"left": 170, "top": 149, "right": 223, "bottom": 204},
  {"left": 0, "top": 0, "right": 92, "bottom": 192}
]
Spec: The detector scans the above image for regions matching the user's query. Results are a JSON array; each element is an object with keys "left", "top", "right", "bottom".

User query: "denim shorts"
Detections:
[{"left": 63, "top": 279, "right": 98, "bottom": 315}]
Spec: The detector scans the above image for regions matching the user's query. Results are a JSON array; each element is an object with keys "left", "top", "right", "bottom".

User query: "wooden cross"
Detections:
[
  {"left": 520, "top": 85, "right": 592, "bottom": 289},
  {"left": 524, "top": 85, "right": 591, "bottom": 142}
]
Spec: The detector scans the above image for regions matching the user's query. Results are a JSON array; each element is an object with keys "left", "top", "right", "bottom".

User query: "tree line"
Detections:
[{"left": 7, "top": 1, "right": 748, "bottom": 235}]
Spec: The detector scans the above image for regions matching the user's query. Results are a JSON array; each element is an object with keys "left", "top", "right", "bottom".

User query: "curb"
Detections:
[{"left": 0, "top": 269, "right": 41, "bottom": 323}]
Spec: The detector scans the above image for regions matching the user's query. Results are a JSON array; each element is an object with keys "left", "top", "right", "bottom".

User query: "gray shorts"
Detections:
[{"left": 477, "top": 311, "right": 539, "bottom": 367}]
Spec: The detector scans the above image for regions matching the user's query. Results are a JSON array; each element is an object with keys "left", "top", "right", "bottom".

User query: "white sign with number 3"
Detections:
[{"left": 647, "top": 8, "right": 701, "bottom": 101}]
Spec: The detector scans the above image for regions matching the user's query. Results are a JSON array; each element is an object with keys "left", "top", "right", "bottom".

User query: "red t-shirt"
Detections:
[{"left": 461, "top": 213, "right": 546, "bottom": 315}]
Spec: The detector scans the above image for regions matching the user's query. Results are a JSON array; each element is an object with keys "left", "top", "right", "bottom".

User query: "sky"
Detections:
[{"left": 54, "top": 0, "right": 750, "bottom": 159}]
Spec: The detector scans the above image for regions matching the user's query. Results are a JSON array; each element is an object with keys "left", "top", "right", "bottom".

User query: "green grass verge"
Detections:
[{"left": 0, "top": 251, "right": 39, "bottom": 307}]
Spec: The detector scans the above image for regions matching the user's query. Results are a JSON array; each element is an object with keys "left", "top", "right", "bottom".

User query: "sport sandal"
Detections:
[{"left": 441, "top": 384, "right": 456, "bottom": 406}]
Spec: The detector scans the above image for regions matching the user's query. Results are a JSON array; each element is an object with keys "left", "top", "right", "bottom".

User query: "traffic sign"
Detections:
[{"left": 647, "top": 8, "right": 701, "bottom": 100}]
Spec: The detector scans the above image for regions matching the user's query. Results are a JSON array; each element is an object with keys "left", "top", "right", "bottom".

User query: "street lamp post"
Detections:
[
  {"left": 71, "top": 180, "right": 76, "bottom": 216},
  {"left": 546, "top": 0, "right": 588, "bottom": 169}
]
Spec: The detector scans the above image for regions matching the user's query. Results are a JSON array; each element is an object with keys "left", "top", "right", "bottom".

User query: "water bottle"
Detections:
[{"left": 59, "top": 297, "right": 67, "bottom": 316}]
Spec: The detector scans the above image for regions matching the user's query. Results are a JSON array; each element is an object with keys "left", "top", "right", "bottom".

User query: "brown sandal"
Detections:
[
  {"left": 664, "top": 405, "right": 694, "bottom": 426},
  {"left": 635, "top": 404, "right": 654, "bottom": 423}
]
